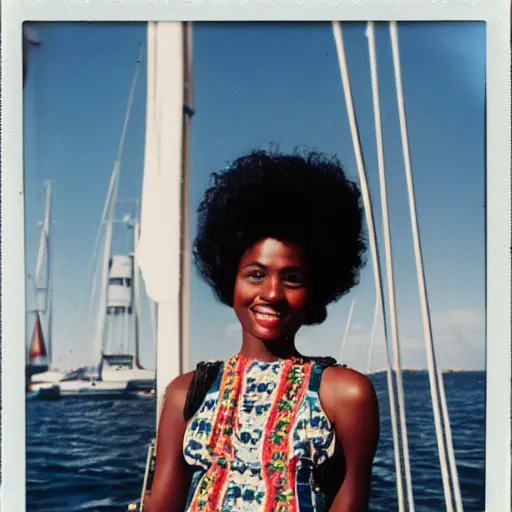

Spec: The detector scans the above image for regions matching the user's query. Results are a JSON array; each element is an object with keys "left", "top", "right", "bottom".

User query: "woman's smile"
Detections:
[{"left": 251, "top": 305, "right": 286, "bottom": 328}]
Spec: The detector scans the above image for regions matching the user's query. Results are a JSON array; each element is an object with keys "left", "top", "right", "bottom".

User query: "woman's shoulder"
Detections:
[
  {"left": 164, "top": 360, "right": 224, "bottom": 396},
  {"left": 162, "top": 370, "right": 197, "bottom": 413},
  {"left": 323, "top": 365, "right": 376, "bottom": 399},
  {"left": 318, "top": 365, "right": 377, "bottom": 420}
]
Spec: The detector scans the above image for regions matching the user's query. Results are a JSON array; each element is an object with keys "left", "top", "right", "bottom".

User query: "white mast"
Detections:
[
  {"left": 47, "top": 226, "right": 54, "bottom": 367},
  {"left": 133, "top": 215, "right": 142, "bottom": 367},
  {"left": 181, "top": 21, "right": 194, "bottom": 374},
  {"left": 34, "top": 179, "right": 53, "bottom": 364},
  {"left": 34, "top": 181, "right": 52, "bottom": 304},
  {"left": 137, "top": 21, "right": 192, "bottom": 420},
  {"left": 339, "top": 299, "right": 356, "bottom": 362},
  {"left": 93, "top": 166, "right": 119, "bottom": 360},
  {"left": 92, "top": 49, "right": 143, "bottom": 365}
]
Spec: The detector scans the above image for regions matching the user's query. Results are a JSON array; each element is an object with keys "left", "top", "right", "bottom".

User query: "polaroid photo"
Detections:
[{"left": 1, "top": 1, "right": 510, "bottom": 512}]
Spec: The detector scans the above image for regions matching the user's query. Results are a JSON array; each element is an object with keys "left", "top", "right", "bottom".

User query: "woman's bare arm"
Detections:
[
  {"left": 143, "top": 371, "right": 195, "bottom": 512},
  {"left": 321, "top": 367, "right": 380, "bottom": 512}
]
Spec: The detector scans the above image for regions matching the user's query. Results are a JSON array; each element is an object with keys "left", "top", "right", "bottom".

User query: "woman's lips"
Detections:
[{"left": 252, "top": 308, "right": 284, "bottom": 329}]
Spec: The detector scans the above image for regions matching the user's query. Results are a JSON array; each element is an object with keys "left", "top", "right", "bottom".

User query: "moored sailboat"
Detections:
[
  {"left": 55, "top": 49, "right": 156, "bottom": 399},
  {"left": 28, "top": 49, "right": 156, "bottom": 400},
  {"left": 26, "top": 180, "right": 63, "bottom": 400},
  {"left": 26, "top": 311, "right": 60, "bottom": 400}
]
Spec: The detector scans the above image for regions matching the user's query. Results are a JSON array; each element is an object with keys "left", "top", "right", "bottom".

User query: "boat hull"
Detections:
[
  {"left": 26, "top": 384, "right": 61, "bottom": 401},
  {"left": 58, "top": 380, "right": 130, "bottom": 399}
]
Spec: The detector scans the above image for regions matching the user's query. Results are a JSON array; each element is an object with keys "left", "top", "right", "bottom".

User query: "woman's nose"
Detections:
[{"left": 261, "top": 275, "right": 283, "bottom": 301}]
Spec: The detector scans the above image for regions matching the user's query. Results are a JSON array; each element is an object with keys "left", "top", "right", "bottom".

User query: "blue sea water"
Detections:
[{"left": 26, "top": 371, "right": 485, "bottom": 512}]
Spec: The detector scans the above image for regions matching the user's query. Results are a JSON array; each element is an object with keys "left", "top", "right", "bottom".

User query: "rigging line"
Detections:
[
  {"left": 331, "top": 21, "right": 406, "bottom": 512},
  {"left": 438, "top": 367, "right": 464, "bottom": 511},
  {"left": 93, "top": 163, "right": 120, "bottom": 363},
  {"left": 116, "top": 44, "right": 144, "bottom": 164},
  {"left": 367, "top": 21, "right": 415, "bottom": 511},
  {"left": 339, "top": 300, "right": 356, "bottom": 362},
  {"left": 389, "top": 20, "right": 459, "bottom": 512},
  {"left": 86, "top": 228, "right": 105, "bottom": 329},
  {"left": 77, "top": 47, "right": 144, "bottom": 326},
  {"left": 365, "top": 298, "right": 379, "bottom": 375}
]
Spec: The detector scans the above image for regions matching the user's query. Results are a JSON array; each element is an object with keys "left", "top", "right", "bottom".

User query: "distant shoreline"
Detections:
[{"left": 368, "top": 367, "right": 485, "bottom": 374}]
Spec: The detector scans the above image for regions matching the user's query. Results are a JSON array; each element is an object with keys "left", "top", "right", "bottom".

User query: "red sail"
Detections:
[{"left": 29, "top": 313, "right": 47, "bottom": 360}]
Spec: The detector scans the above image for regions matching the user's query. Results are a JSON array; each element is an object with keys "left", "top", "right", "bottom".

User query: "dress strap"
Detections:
[
  {"left": 304, "top": 356, "right": 340, "bottom": 393},
  {"left": 183, "top": 360, "right": 223, "bottom": 421}
]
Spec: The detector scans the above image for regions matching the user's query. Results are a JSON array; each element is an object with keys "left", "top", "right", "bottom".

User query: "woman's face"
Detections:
[{"left": 233, "top": 237, "right": 311, "bottom": 344}]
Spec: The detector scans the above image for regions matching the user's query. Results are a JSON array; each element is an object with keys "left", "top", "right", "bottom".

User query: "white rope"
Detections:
[
  {"left": 389, "top": 20, "right": 457, "bottom": 512},
  {"left": 85, "top": 165, "right": 118, "bottom": 322},
  {"left": 367, "top": 21, "right": 415, "bottom": 512},
  {"left": 339, "top": 300, "right": 356, "bottom": 362},
  {"left": 365, "top": 298, "right": 379, "bottom": 374},
  {"left": 115, "top": 44, "right": 144, "bottom": 164},
  {"left": 438, "top": 368, "right": 464, "bottom": 511},
  {"left": 331, "top": 21, "right": 406, "bottom": 512},
  {"left": 86, "top": 223, "right": 104, "bottom": 329}
]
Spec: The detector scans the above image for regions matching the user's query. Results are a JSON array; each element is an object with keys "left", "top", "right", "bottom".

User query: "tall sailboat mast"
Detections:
[
  {"left": 47, "top": 209, "right": 54, "bottom": 367},
  {"left": 30, "top": 180, "right": 54, "bottom": 366},
  {"left": 133, "top": 215, "right": 142, "bottom": 368},
  {"left": 137, "top": 21, "right": 195, "bottom": 418},
  {"left": 93, "top": 50, "right": 143, "bottom": 363},
  {"left": 180, "top": 21, "right": 195, "bottom": 374}
]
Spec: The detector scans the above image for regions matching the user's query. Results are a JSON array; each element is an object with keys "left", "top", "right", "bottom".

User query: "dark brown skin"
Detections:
[
  {"left": 233, "top": 238, "right": 310, "bottom": 360},
  {"left": 143, "top": 371, "right": 194, "bottom": 512},
  {"left": 145, "top": 237, "right": 379, "bottom": 512}
]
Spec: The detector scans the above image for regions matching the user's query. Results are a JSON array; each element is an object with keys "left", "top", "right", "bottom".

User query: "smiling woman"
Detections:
[{"left": 144, "top": 149, "right": 380, "bottom": 512}]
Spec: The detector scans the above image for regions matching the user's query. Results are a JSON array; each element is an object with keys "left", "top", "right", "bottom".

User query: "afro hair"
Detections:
[{"left": 193, "top": 149, "right": 367, "bottom": 325}]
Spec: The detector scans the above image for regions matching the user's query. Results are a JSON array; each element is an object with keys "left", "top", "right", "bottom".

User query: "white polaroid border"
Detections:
[{"left": 1, "top": 1, "right": 510, "bottom": 511}]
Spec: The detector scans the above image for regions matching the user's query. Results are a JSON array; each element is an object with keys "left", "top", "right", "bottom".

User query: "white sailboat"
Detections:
[
  {"left": 30, "top": 50, "right": 156, "bottom": 400},
  {"left": 56, "top": 51, "right": 156, "bottom": 399},
  {"left": 26, "top": 181, "right": 63, "bottom": 399}
]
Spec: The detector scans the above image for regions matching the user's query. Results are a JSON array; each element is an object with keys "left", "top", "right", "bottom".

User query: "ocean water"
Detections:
[{"left": 26, "top": 371, "right": 485, "bottom": 512}]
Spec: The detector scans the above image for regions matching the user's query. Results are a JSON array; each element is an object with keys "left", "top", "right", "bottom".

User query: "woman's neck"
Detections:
[{"left": 239, "top": 335, "right": 302, "bottom": 362}]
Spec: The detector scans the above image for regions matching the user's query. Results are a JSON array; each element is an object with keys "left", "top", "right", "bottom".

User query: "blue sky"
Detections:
[{"left": 23, "top": 21, "right": 486, "bottom": 372}]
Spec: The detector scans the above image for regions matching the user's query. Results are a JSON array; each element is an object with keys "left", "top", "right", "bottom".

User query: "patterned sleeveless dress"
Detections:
[{"left": 182, "top": 354, "right": 337, "bottom": 512}]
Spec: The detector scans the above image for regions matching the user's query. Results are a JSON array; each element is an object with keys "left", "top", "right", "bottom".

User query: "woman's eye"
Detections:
[
  {"left": 284, "top": 274, "right": 302, "bottom": 285},
  {"left": 248, "top": 271, "right": 265, "bottom": 280}
]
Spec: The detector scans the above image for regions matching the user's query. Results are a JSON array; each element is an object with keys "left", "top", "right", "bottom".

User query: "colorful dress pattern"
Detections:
[{"left": 182, "top": 354, "right": 337, "bottom": 512}]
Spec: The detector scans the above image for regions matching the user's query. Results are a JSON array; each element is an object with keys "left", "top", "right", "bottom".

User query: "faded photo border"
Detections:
[{"left": 1, "top": 1, "right": 510, "bottom": 512}]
